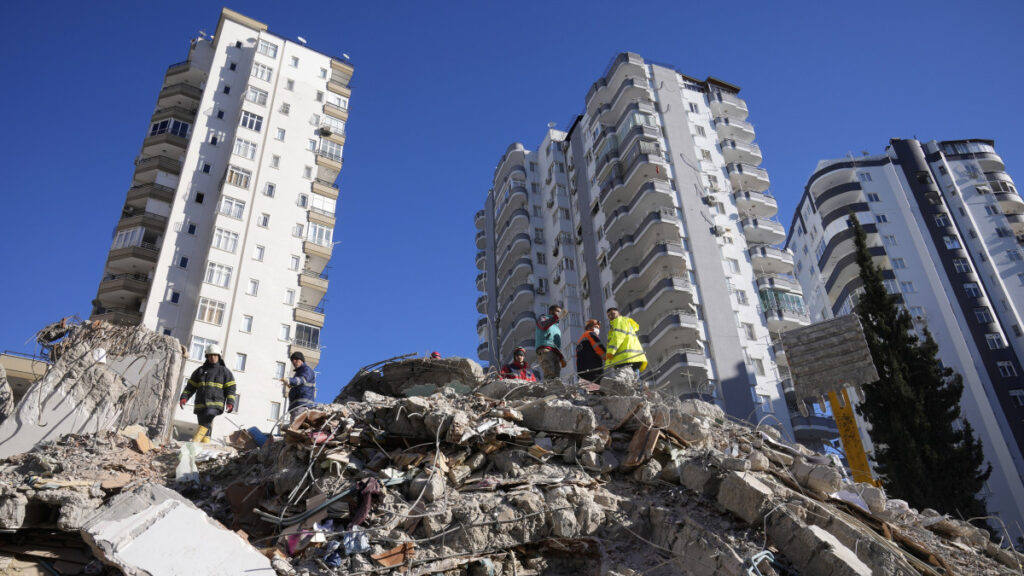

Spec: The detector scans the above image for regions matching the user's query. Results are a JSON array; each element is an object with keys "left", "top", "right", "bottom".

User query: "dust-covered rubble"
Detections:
[{"left": 1, "top": 355, "right": 1022, "bottom": 575}]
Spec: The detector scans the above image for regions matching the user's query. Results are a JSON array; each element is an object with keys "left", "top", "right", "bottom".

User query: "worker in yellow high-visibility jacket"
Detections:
[{"left": 604, "top": 307, "right": 647, "bottom": 384}]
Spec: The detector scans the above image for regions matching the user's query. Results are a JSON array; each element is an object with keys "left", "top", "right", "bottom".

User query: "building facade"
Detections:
[
  {"left": 786, "top": 138, "right": 1024, "bottom": 536},
  {"left": 476, "top": 53, "right": 810, "bottom": 438},
  {"left": 89, "top": 8, "right": 351, "bottom": 437}
]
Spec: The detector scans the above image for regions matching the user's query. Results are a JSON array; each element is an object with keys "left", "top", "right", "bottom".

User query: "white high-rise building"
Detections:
[
  {"left": 90, "top": 8, "right": 351, "bottom": 438},
  {"left": 786, "top": 137, "right": 1024, "bottom": 538},
  {"left": 477, "top": 53, "right": 811, "bottom": 439}
]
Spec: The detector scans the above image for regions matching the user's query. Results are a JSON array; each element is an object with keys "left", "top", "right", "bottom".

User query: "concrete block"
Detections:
[
  {"left": 598, "top": 396, "right": 647, "bottom": 430},
  {"left": 747, "top": 451, "right": 770, "bottom": 472},
  {"left": 632, "top": 459, "right": 662, "bottom": 484},
  {"left": 667, "top": 411, "right": 711, "bottom": 445},
  {"left": 408, "top": 471, "right": 447, "bottom": 503},
  {"left": 717, "top": 471, "right": 774, "bottom": 524},
  {"left": 858, "top": 485, "right": 885, "bottom": 515},
  {"left": 81, "top": 483, "right": 274, "bottom": 575},
  {"left": 803, "top": 526, "right": 872, "bottom": 576},
  {"left": 677, "top": 399, "right": 724, "bottom": 423},
  {"left": 520, "top": 400, "right": 596, "bottom": 435},
  {"left": 680, "top": 460, "right": 717, "bottom": 494}
]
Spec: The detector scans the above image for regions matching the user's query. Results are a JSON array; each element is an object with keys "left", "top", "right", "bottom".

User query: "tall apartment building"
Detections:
[
  {"left": 476, "top": 53, "right": 815, "bottom": 439},
  {"left": 786, "top": 138, "right": 1024, "bottom": 536},
  {"left": 89, "top": 8, "right": 351, "bottom": 438}
]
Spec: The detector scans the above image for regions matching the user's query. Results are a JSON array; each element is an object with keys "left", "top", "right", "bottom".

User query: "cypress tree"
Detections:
[{"left": 851, "top": 215, "right": 991, "bottom": 520}]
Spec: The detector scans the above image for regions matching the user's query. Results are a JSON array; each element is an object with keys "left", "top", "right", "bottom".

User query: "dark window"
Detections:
[
  {"left": 222, "top": 86, "right": 230, "bottom": 95},
  {"left": 229, "top": 62, "right": 236, "bottom": 71},
  {"left": 210, "top": 136, "right": 218, "bottom": 145},
  {"left": 163, "top": 329, "right": 172, "bottom": 336},
  {"left": 216, "top": 110, "right": 224, "bottom": 119},
  {"left": 195, "top": 192, "right": 204, "bottom": 204},
  {"left": 202, "top": 164, "right": 211, "bottom": 174},
  {"left": 170, "top": 291, "right": 180, "bottom": 303},
  {"left": 235, "top": 40, "right": 242, "bottom": 48},
  {"left": 178, "top": 256, "right": 189, "bottom": 268},
  {"left": 187, "top": 223, "right": 197, "bottom": 235}
]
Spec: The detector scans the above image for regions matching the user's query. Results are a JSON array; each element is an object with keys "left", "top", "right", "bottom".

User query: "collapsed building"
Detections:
[{"left": 0, "top": 321, "right": 1022, "bottom": 575}]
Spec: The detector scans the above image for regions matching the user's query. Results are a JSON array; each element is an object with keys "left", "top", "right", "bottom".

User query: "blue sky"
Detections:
[{"left": 1, "top": 1, "right": 1022, "bottom": 401}]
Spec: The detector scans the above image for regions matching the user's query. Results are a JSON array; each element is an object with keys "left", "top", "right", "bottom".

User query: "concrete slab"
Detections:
[{"left": 81, "top": 484, "right": 274, "bottom": 576}]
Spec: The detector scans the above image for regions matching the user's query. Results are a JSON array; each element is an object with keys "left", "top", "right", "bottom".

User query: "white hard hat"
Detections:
[{"left": 205, "top": 344, "right": 222, "bottom": 356}]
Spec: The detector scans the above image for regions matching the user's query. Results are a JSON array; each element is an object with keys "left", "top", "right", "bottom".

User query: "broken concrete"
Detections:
[
  {"left": 81, "top": 483, "right": 274, "bottom": 575},
  {"left": 0, "top": 321, "right": 184, "bottom": 458}
]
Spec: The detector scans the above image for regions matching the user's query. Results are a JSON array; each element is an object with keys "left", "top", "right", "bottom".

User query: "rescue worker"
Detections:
[
  {"left": 575, "top": 319, "right": 606, "bottom": 383},
  {"left": 281, "top": 351, "right": 316, "bottom": 418},
  {"left": 500, "top": 347, "right": 538, "bottom": 381},
  {"left": 179, "top": 344, "right": 235, "bottom": 443},
  {"left": 535, "top": 305, "right": 565, "bottom": 380},
  {"left": 604, "top": 307, "right": 648, "bottom": 384}
]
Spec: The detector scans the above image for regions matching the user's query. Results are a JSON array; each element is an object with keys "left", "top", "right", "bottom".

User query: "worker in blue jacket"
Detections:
[{"left": 281, "top": 351, "right": 316, "bottom": 418}]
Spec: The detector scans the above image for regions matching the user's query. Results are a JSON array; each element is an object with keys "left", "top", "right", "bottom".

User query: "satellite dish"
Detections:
[
  {"left": 547, "top": 122, "right": 556, "bottom": 129},
  {"left": 342, "top": 53, "right": 350, "bottom": 59},
  {"left": 297, "top": 36, "right": 307, "bottom": 44}
]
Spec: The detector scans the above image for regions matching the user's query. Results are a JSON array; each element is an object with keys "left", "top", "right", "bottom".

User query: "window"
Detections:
[
  {"left": 867, "top": 192, "right": 881, "bottom": 202},
  {"left": 222, "top": 86, "right": 230, "bottom": 94},
  {"left": 240, "top": 111, "right": 264, "bottom": 132},
  {"left": 196, "top": 297, "right": 226, "bottom": 325},
  {"left": 996, "top": 227, "right": 1013, "bottom": 238},
  {"left": 934, "top": 214, "right": 951, "bottom": 227},
  {"left": 290, "top": 255, "right": 300, "bottom": 270},
  {"left": 279, "top": 324, "right": 290, "bottom": 341},
  {"left": 264, "top": 183, "right": 276, "bottom": 198},
  {"left": 193, "top": 191, "right": 205, "bottom": 204},
  {"left": 883, "top": 235, "right": 898, "bottom": 247},
  {"left": 316, "top": 90, "right": 324, "bottom": 102},
  {"left": 245, "top": 86, "right": 268, "bottom": 105},
  {"left": 292, "top": 223, "right": 304, "bottom": 237},
  {"left": 169, "top": 291, "right": 180, "bottom": 304},
  {"left": 270, "top": 155, "right": 280, "bottom": 168},
  {"left": 701, "top": 149, "right": 712, "bottom": 161},
  {"left": 1008, "top": 250, "right": 1023, "bottom": 262},
  {"left": 986, "top": 333, "right": 1006, "bottom": 350},
  {"left": 743, "top": 323, "right": 755, "bottom": 340},
  {"left": 295, "top": 324, "right": 320, "bottom": 349},
  {"left": 735, "top": 290, "right": 748, "bottom": 305},
  {"left": 857, "top": 172, "right": 872, "bottom": 182},
  {"left": 696, "top": 126, "right": 706, "bottom": 137},
  {"left": 910, "top": 306, "right": 925, "bottom": 318},
  {"left": 307, "top": 139, "right": 317, "bottom": 152},
  {"left": 209, "top": 135, "right": 218, "bottom": 146},
  {"left": 186, "top": 223, "right": 196, "bottom": 235},
  {"left": 726, "top": 258, "right": 740, "bottom": 274},
  {"left": 975, "top": 307, "right": 994, "bottom": 324},
  {"left": 319, "top": 68, "right": 328, "bottom": 79},
  {"left": 233, "top": 138, "right": 258, "bottom": 159},
  {"left": 257, "top": 39, "right": 278, "bottom": 58},
  {"left": 189, "top": 336, "right": 219, "bottom": 362},
  {"left": 320, "top": 140, "right": 343, "bottom": 161},
  {"left": 997, "top": 362, "right": 1017, "bottom": 377},
  {"left": 149, "top": 118, "right": 190, "bottom": 138},
  {"left": 964, "top": 283, "right": 982, "bottom": 298},
  {"left": 310, "top": 194, "right": 336, "bottom": 215},
  {"left": 275, "top": 128, "right": 286, "bottom": 141},
  {"left": 254, "top": 245, "right": 265, "bottom": 261},
  {"left": 228, "top": 62, "right": 236, "bottom": 71},
  {"left": 204, "top": 262, "right": 233, "bottom": 287},
  {"left": 247, "top": 279, "right": 260, "bottom": 296},
  {"left": 226, "top": 165, "right": 251, "bottom": 189},
  {"left": 943, "top": 236, "right": 961, "bottom": 249},
  {"left": 536, "top": 252, "right": 546, "bottom": 264},
  {"left": 274, "top": 360, "right": 287, "bottom": 377},
  {"left": 891, "top": 257, "right": 907, "bottom": 269},
  {"left": 753, "top": 358, "right": 766, "bottom": 376},
  {"left": 202, "top": 163, "right": 211, "bottom": 174},
  {"left": 285, "top": 79, "right": 295, "bottom": 90},
  {"left": 884, "top": 279, "right": 900, "bottom": 294},
  {"left": 875, "top": 214, "right": 888, "bottom": 223},
  {"left": 327, "top": 93, "right": 348, "bottom": 109},
  {"left": 307, "top": 222, "right": 332, "bottom": 246},
  {"left": 178, "top": 256, "right": 189, "bottom": 269},
  {"left": 953, "top": 258, "right": 970, "bottom": 273},
  {"left": 258, "top": 213, "right": 270, "bottom": 227},
  {"left": 241, "top": 315, "right": 253, "bottom": 333},
  {"left": 290, "top": 56, "right": 299, "bottom": 67},
  {"left": 235, "top": 353, "right": 247, "bottom": 371},
  {"left": 285, "top": 289, "right": 295, "bottom": 305},
  {"left": 688, "top": 102, "right": 698, "bottom": 113},
  {"left": 216, "top": 110, "right": 224, "bottom": 119},
  {"left": 985, "top": 205, "right": 1001, "bottom": 216},
  {"left": 163, "top": 328, "right": 172, "bottom": 336},
  {"left": 900, "top": 281, "right": 916, "bottom": 293},
  {"left": 303, "top": 166, "right": 312, "bottom": 179},
  {"left": 251, "top": 62, "right": 273, "bottom": 82}
]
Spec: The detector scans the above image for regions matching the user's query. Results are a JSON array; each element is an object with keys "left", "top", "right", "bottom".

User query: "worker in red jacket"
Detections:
[{"left": 500, "top": 347, "right": 538, "bottom": 381}]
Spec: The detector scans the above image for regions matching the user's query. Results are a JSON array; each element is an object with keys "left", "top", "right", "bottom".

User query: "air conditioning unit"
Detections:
[
  {"left": 536, "top": 286, "right": 547, "bottom": 294},
  {"left": 712, "top": 225, "right": 725, "bottom": 236}
]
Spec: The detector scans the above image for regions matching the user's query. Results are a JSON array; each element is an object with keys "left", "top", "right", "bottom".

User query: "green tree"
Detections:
[{"left": 851, "top": 215, "right": 990, "bottom": 520}]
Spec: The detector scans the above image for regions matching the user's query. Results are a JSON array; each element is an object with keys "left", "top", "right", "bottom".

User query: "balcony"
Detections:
[
  {"left": 475, "top": 250, "right": 487, "bottom": 271},
  {"left": 91, "top": 307, "right": 142, "bottom": 326},
  {"left": 289, "top": 341, "right": 320, "bottom": 369},
  {"left": 476, "top": 272, "right": 487, "bottom": 291},
  {"left": 585, "top": 53, "right": 646, "bottom": 111},
  {"left": 158, "top": 82, "right": 202, "bottom": 105},
  {"left": 497, "top": 233, "right": 531, "bottom": 272},
  {"left": 720, "top": 140, "right": 761, "bottom": 166},
  {"left": 733, "top": 189, "right": 778, "bottom": 219},
  {"left": 126, "top": 182, "right": 175, "bottom": 207},
  {"left": 624, "top": 276, "right": 696, "bottom": 331},
  {"left": 1005, "top": 212, "right": 1024, "bottom": 234},
  {"left": 476, "top": 316, "right": 488, "bottom": 333},
  {"left": 739, "top": 218, "right": 786, "bottom": 245},
  {"left": 303, "top": 240, "right": 333, "bottom": 261},
  {"left": 294, "top": 304, "right": 326, "bottom": 328},
  {"left": 312, "top": 178, "right": 339, "bottom": 200},
  {"left": 141, "top": 131, "right": 189, "bottom": 157},
  {"left": 749, "top": 246, "right": 794, "bottom": 274},
  {"left": 640, "top": 311, "right": 702, "bottom": 351},
  {"left": 316, "top": 149, "right": 343, "bottom": 171},
  {"left": 713, "top": 117, "right": 755, "bottom": 142},
  {"left": 772, "top": 341, "right": 788, "bottom": 367},
  {"left": 476, "top": 294, "right": 488, "bottom": 314},
  {"left": 327, "top": 76, "right": 352, "bottom": 99},
  {"left": 299, "top": 269, "right": 329, "bottom": 294},
  {"left": 133, "top": 155, "right": 182, "bottom": 182},
  {"left": 107, "top": 242, "right": 160, "bottom": 274},
  {"left": 499, "top": 257, "right": 533, "bottom": 298},
  {"left": 97, "top": 273, "right": 151, "bottom": 301},
  {"left": 604, "top": 185, "right": 676, "bottom": 239},
  {"left": 500, "top": 310, "right": 537, "bottom": 350},
  {"left": 477, "top": 341, "right": 490, "bottom": 362},
  {"left": 709, "top": 91, "right": 749, "bottom": 120},
  {"left": 612, "top": 243, "right": 688, "bottom": 294},
  {"left": 500, "top": 284, "right": 535, "bottom": 318},
  {"left": 496, "top": 208, "right": 530, "bottom": 252},
  {"left": 495, "top": 186, "right": 528, "bottom": 232},
  {"left": 652, "top": 349, "right": 709, "bottom": 395},
  {"left": 726, "top": 163, "right": 770, "bottom": 192},
  {"left": 607, "top": 209, "right": 680, "bottom": 264},
  {"left": 763, "top": 303, "right": 811, "bottom": 332},
  {"left": 309, "top": 206, "right": 336, "bottom": 228},
  {"left": 791, "top": 413, "right": 840, "bottom": 443},
  {"left": 117, "top": 211, "right": 169, "bottom": 234},
  {"left": 755, "top": 274, "right": 802, "bottom": 294},
  {"left": 995, "top": 191, "right": 1024, "bottom": 215}
]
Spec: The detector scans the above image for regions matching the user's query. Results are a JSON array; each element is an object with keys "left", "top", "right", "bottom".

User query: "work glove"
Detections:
[
  {"left": 226, "top": 402, "right": 234, "bottom": 413},
  {"left": 179, "top": 397, "right": 187, "bottom": 409}
]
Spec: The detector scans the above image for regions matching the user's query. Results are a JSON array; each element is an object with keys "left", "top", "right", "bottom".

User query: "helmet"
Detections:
[
  {"left": 290, "top": 351, "right": 305, "bottom": 362},
  {"left": 205, "top": 344, "right": 222, "bottom": 357}
]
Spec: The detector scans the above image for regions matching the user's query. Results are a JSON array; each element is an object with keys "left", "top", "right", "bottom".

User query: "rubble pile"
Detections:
[{"left": 0, "top": 355, "right": 1022, "bottom": 575}]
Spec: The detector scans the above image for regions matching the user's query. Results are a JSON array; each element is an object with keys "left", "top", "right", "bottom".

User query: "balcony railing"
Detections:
[
  {"left": 293, "top": 338, "right": 320, "bottom": 351},
  {"left": 297, "top": 303, "right": 326, "bottom": 314},
  {"left": 310, "top": 206, "right": 336, "bottom": 219},
  {"left": 301, "top": 268, "right": 329, "bottom": 280}
]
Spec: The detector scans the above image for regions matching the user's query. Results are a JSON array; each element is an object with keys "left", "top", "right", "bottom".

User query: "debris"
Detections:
[{"left": 372, "top": 541, "right": 415, "bottom": 567}]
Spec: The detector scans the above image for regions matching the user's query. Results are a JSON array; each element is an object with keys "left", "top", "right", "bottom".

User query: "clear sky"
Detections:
[{"left": 1, "top": 0, "right": 1022, "bottom": 402}]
